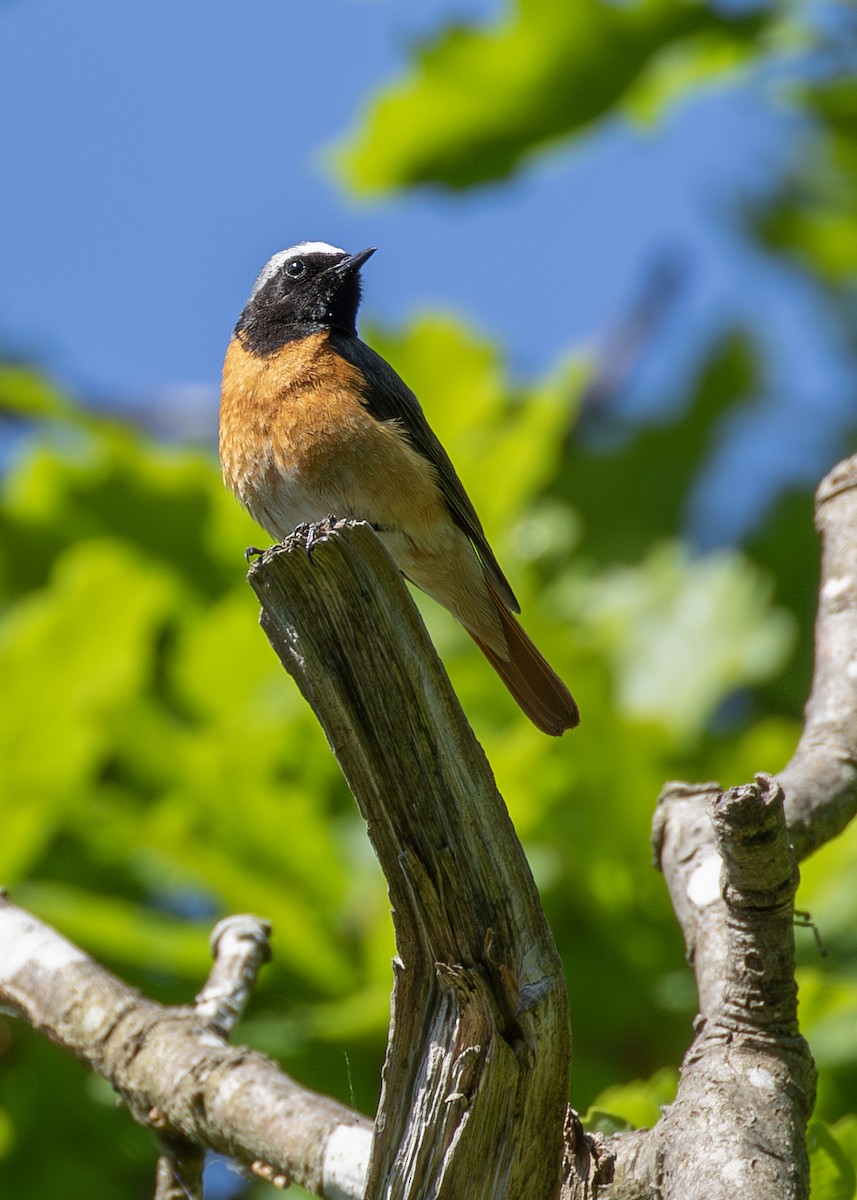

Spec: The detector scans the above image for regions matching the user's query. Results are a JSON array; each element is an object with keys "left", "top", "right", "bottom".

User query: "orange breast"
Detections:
[{"left": 219, "top": 332, "right": 448, "bottom": 540}]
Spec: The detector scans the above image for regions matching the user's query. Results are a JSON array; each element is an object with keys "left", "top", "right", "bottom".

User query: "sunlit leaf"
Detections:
[
  {"left": 0, "top": 540, "right": 177, "bottom": 881},
  {"left": 760, "top": 77, "right": 857, "bottom": 282},
  {"left": 0, "top": 366, "right": 71, "bottom": 419},
  {"left": 334, "top": 0, "right": 768, "bottom": 193},
  {"left": 624, "top": 31, "right": 764, "bottom": 127},
  {"left": 575, "top": 541, "right": 795, "bottom": 740},
  {"left": 585, "top": 1066, "right": 678, "bottom": 1131},
  {"left": 808, "top": 1120, "right": 856, "bottom": 1200}
]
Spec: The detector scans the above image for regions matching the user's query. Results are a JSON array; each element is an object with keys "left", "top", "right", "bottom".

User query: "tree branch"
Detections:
[
  {"left": 154, "top": 914, "right": 274, "bottom": 1200},
  {"left": 779, "top": 453, "right": 857, "bottom": 860},
  {"left": 644, "top": 776, "right": 815, "bottom": 1199},
  {"left": 194, "top": 913, "right": 272, "bottom": 1038},
  {"left": 248, "top": 519, "right": 571, "bottom": 1200},
  {"left": 617, "top": 454, "right": 857, "bottom": 1199},
  {"left": 0, "top": 896, "right": 371, "bottom": 1200}
]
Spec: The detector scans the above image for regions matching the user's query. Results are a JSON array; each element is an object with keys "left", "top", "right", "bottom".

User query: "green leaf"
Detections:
[
  {"left": 745, "top": 485, "right": 819, "bottom": 720},
  {"left": 624, "top": 30, "right": 765, "bottom": 127},
  {"left": 0, "top": 1106, "right": 14, "bottom": 1159},
  {"left": 808, "top": 1120, "right": 857, "bottom": 1200},
  {"left": 575, "top": 541, "right": 795, "bottom": 741},
  {"left": 585, "top": 1066, "right": 678, "bottom": 1131},
  {"left": 760, "top": 77, "right": 857, "bottom": 282},
  {"left": 0, "top": 427, "right": 248, "bottom": 601},
  {"left": 797, "top": 968, "right": 857, "bottom": 1071},
  {"left": 0, "top": 540, "right": 177, "bottom": 881},
  {"left": 333, "top": 0, "right": 768, "bottom": 193},
  {"left": 828, "top": 1117, "right": 857, "bottom": 1177},
  {"left": 0, "top": 366, "right": 71, "bottom": 419}
]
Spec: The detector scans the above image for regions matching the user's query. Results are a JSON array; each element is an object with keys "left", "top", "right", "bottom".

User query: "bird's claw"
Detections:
[{"left": 289, "top": 515, "right": 342, "bottom": 558}]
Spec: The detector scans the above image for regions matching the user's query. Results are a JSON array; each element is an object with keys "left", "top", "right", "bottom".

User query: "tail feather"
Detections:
[{"left": 470, "top": 577, "right": 579, "bottom": 736}]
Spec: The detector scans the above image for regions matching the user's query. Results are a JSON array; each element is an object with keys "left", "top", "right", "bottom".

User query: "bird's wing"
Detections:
[{"left": 335, "top": 334, "right": 520, "bottom": 613}]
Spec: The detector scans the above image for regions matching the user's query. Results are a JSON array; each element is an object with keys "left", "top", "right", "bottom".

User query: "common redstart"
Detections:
[{"left": 219, "top": 241, "right": 579, "bottom": 734}]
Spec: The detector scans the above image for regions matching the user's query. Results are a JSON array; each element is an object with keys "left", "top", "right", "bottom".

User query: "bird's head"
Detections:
[{"left": 236, "top": 241, "right": 376, "bottom": 352}]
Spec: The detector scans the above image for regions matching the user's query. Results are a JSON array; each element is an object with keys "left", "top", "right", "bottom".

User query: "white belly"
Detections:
[{"left": 247, "top": 462, "right": 332, "bottom": 541}]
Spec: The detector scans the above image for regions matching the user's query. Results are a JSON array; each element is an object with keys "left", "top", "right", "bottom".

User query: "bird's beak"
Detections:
[{"left": 334, "top": 246, "right": 377, "bottom": 275}]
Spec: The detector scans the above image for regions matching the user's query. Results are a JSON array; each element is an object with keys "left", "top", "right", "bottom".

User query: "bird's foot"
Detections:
[
  {"left": 287, "top": 519, "right": 333, "bottom": 558},
  {"left": 244, "top": 545, "right": 265, "bottom": 562},
  {"left": 304, "top": 515, "right": 343, "bottom": 556}
]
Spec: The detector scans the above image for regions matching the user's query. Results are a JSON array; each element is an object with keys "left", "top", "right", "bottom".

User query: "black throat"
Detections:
[
  {"left": 235, "top": 312, "right": 335, "bottom": 356},
  {"left": 235, "top": 268, "right": 362, "bottom": 357}
]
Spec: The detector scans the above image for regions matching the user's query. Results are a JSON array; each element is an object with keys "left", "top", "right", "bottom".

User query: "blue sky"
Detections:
[{"left": 1, "top": 0, "right": 854, "bottom": 541}]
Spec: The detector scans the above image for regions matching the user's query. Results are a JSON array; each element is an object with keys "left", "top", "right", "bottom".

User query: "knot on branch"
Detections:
[
  {"left": 702, "top": 773, "right": 802, "bottom": 1039},
  {"left": 643, "top": 769, "right": 817, "bottom": 1200},
  {"left": 195, "top": 914, "right": 272, "bottom": 1038},
  {"left": 711, "top": 773, "right": 799, "bottom": 911},
  {"left": 815, "top": 450, "right": 857, "bottom": 513}
]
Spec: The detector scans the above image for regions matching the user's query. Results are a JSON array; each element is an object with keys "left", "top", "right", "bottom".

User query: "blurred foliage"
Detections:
[
  {"left": 584, "top": 1066, "right": 678, "bottom": 1134},
  {"left": 809, "top": 1117, "right": 857, "bottom": 1200},
  {"left": 2, "top": 1, "right": 857, "bottom": 1198},
  {"left": 550, "top": 332, "right": 759, "bottom": 565},
  {"left": 762, "top": 75, "right": 857, "bottom": 285},
  {"left": 333, "top": 0, "right": 770, "bottom": 193}
]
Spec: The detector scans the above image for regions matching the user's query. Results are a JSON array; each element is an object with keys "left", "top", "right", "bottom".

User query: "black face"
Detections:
[{"left": 235, "top": 246, "right": 376, "bottom": 355}]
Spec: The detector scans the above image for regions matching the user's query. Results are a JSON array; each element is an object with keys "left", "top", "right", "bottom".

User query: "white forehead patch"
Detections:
[{"left": 249, "top": 241, "right": 346, "bottom": 300}]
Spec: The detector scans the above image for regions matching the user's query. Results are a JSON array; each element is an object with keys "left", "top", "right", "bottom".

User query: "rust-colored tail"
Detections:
[{"left": 470, "top": 577, "right": 579, "bottom": 736}]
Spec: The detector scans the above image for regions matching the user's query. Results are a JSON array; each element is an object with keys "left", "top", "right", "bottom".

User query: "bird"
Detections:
[{"left": 219, "top": 241, "right": 579, "bottom": 735}]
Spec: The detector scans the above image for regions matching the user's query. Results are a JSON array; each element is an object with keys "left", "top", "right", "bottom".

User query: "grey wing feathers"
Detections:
[{"left": 335, "top": 334, "right": 520, "bottom": 613}]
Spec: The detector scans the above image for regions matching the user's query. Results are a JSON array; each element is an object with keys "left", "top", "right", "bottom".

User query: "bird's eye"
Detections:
[{"left": 285, "top": 259, "right": 306, "bottom": 278}]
